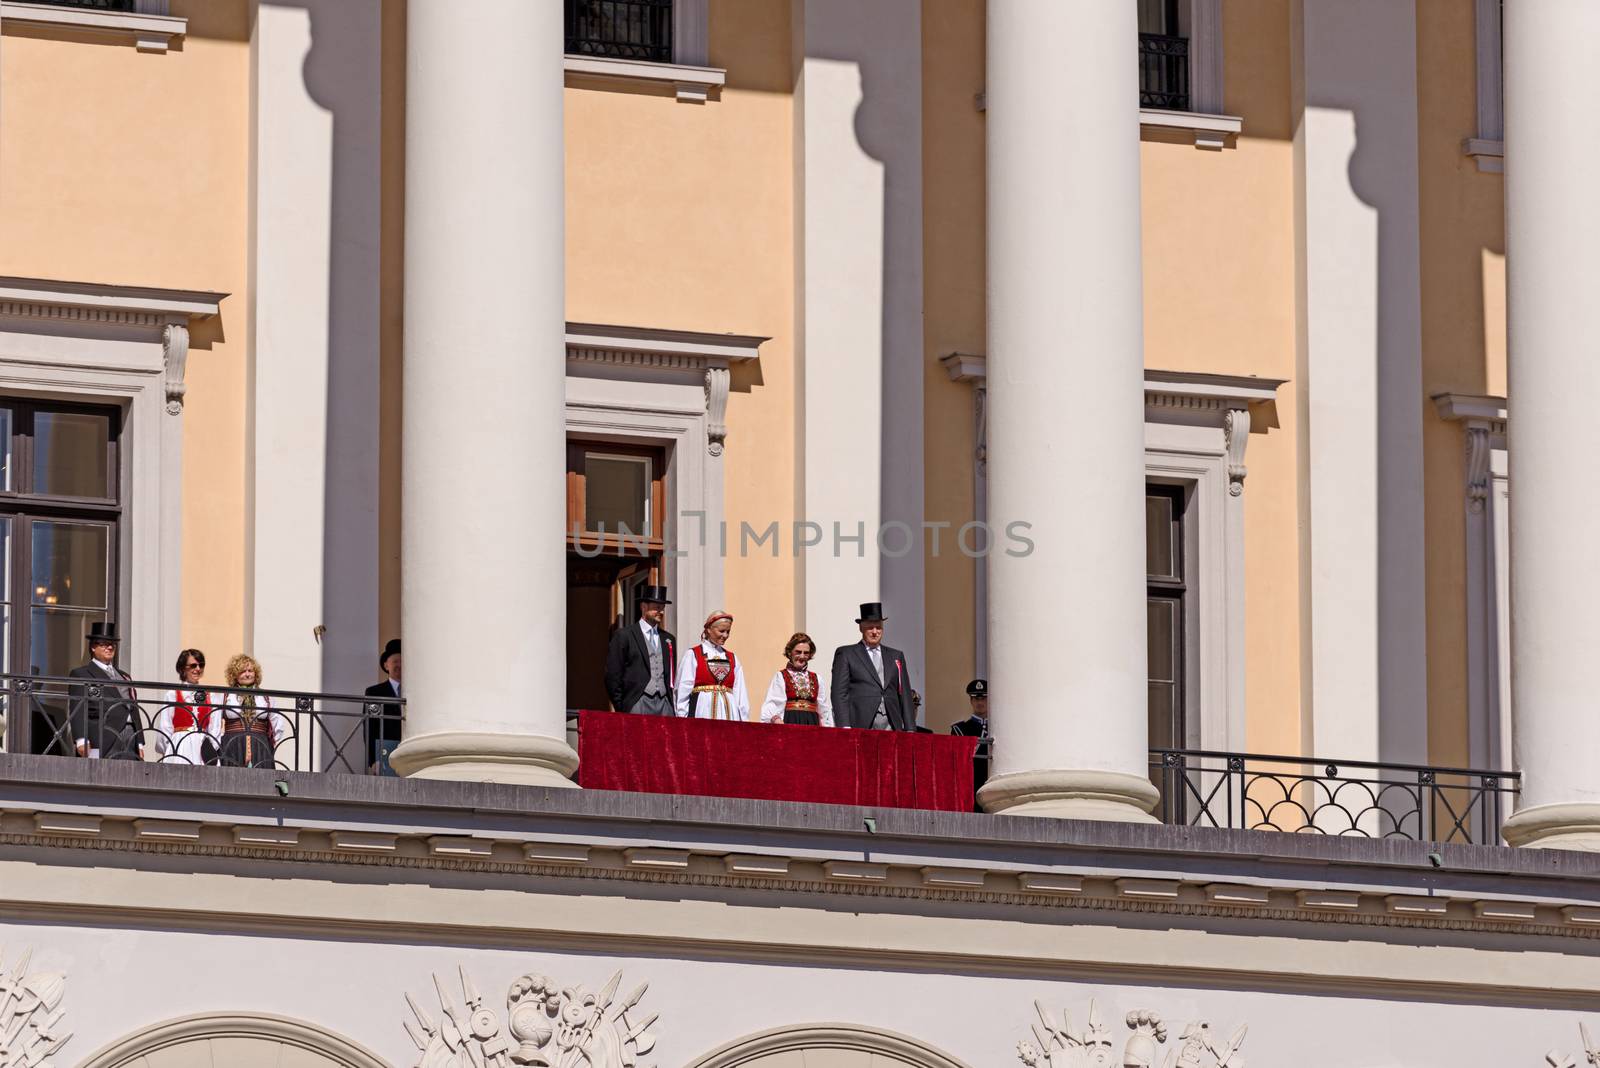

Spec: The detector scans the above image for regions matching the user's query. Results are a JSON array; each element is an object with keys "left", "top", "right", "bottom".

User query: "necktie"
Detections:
[
  {"left": 869, "top": 647, "right": 884, "bottom": 685},
  {"left": 648, "top": 628, "right": 660, "bottom": 656}
]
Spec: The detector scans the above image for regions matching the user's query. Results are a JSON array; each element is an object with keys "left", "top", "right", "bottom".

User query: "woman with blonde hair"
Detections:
[
  {"left": 759, "top": 632, "right": 834, "bottom": 726},
  {"left": 218, "top": 653, "right": 288, "bottom": 768},
  {"left": 673, "top": 610, "right": 750, "bottom": 721}
]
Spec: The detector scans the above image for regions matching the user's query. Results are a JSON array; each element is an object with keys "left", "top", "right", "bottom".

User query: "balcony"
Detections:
[
  {"left": 564, "top": 0, "right": 673, "bottom": 64},
  {"left": 1139, "top": 32, "right": 1191, "bottom": 112},
  {"left": 0, "top": 674, "right": 1519, "bottom": 848}
]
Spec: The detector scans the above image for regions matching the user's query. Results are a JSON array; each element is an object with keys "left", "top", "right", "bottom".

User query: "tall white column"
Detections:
[
  {"left": 388, "top": 0, "right": 577, "bottom": 787},
  {"left": 1501, "top": 0, "right": 1600, "bottom": 849},
  {"left": 979, "top": 0, "right": 1155, "bottom": 821}
]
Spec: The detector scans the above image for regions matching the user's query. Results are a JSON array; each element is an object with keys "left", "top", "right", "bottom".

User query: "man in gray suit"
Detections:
[
  {"left": 603, "top": 586, "right": 676, "bottom": 715},
  {"left": 830, "top": 602, "right": 914, "bottom": 731}
]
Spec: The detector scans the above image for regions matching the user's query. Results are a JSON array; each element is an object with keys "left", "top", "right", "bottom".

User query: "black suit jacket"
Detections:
[
  {"left": 829, "top": 641, "right": 913, "bottom": 731},
  {"left": 604, "top": 621, "right": 677, "bottom": 712},
  {"left": 68, "top": 662, "right": 141, "bottom": 759},
  {"left": 363, "top": 679, "right": 403, "bottom": 770},
  {"left": 949, "top": 715, "right": 991, "bottom": 796}
]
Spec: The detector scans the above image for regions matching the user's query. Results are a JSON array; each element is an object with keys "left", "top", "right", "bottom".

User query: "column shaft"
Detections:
[
  {"left": 979, "top": 0, "right": 1156, "bottom": 820},
  {"left": 389, "top": 0, "right": 577, "bottom": 786},
  {"left": 1502, "top": 0, "right": 1600, "bottom": 847}
]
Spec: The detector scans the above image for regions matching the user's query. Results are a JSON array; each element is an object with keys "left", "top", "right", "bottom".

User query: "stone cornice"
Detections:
[
  {"left": 565, "top": 322, "right": 766, "bottom": 369},
  {"left": 1433, "top": 391, "right": 1508, "bottom": 435},
  {"left": 2, "top": 807, "right": 1598, "bottom": 946},
  {"left": 941, "top": 356, "right": 1285, "bottom": 414},
  {"left": 0, "top": 276, "right": 226, "bottom": 326}
]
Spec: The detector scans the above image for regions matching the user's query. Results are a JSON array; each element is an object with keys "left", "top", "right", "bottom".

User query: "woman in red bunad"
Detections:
[
  {"left": 673, "top": 610, "right": 751, "bottom": 721},
  {"left": 153, "top": 648, "right": 221, "bottom": 765},
  {"left": 759, "top": 632, "right": 834, "bottom": 727}
]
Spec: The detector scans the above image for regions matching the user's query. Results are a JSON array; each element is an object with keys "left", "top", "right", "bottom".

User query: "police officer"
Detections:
[{"left": 949, "top": 679, "right": 990, "bottom": 799}]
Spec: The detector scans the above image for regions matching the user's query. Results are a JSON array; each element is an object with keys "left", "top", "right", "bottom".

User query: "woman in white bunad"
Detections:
[
  {"left": 759, "top": 632, "right": 834, "bottom": 727},
  {"left": 674, "top": 610, "right": 751, "bottom": 721},
  {"left": 218, "top": 653, "right": 292, "bottom": 768},
  {"left": 152, "top": 648, "right": 221, "bottom": 765}
]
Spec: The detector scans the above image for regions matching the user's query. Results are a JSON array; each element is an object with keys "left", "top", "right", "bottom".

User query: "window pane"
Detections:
[
  {"left": 1148, "top": 681, "right": 1179, "bottom": 751},
  {"left": 31, "top": 521, "right": 109, "bottom": 608},
  {"left": 1147, "top": 598, "right": 1178, "bottom": 682},
  {"left": 34, "top": 411, "right": 110, "bottom": 498},
  {"left": 0, "top": 407, "right": 13, "bottom": 492},
  {"left": 585, "top": 454, "right": 650, "bottom": 535},
  {"left": 28, "top": 607, "right": 104, "bottom": 678},
  {"left": 0, "top": 516, "right": 11, "bottom": 605},
  {"left": 1145, "top": 494, "right": 1177, "bottom": 580}
]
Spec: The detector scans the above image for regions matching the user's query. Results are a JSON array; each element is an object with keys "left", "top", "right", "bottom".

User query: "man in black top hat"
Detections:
[
  {"left": 364, "top": 638, "right": 403, "bottom": 774},
  {"left": 830, "top": 602, "right": 914, "bottom": 731},
  {"left": 604, "top": 586, "right": 676, "bottom": 715},
  {"left": 67, "top": 621, "right": 142, "bottom": 760},
  {"left": 950, "top": 678, "right": 990, "bottom": 794}
]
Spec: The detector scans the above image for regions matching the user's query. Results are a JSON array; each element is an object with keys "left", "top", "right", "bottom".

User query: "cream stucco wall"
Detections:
[
  {"left": 0, "top": 2, "right": 253, "bottom": 670},
  {"left": 1416, "top": 0, "right": 1507, "bottom": 772},
  {"left": 563, "top": 0, "right": 797, "bottom": 674}
]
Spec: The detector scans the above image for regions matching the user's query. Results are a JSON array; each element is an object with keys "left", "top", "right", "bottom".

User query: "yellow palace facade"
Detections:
[{"left": 0, "top": 2, "right": 1598, "bottom": 1067}]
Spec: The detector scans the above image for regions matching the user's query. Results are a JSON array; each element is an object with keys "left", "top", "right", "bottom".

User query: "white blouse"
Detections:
[
  {"left": 758, "top": 669, "right": 835, "bottom": 727},
  {"left": 221, "top": 690, "right": 292, "bottom": 741},
  {"left": 673, "top": 641, "right": 752, "bottom": 721},
  {"left": 152, "top": 687, "right": 223, "bottom": 765}
]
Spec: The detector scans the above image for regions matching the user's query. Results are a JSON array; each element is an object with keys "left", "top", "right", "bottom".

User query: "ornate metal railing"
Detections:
[
  {"left": 1150, "top": 748, "right": 1519, "bottom": 845},
  {"left": 0, "top": 673, "right": 402, "bottom": 775},
  {"left": 1139, "top": 33, "right": 1191, "bottom": 111},
  {"left": 565, "top": 0, "right": 673, "bottom": 63}
]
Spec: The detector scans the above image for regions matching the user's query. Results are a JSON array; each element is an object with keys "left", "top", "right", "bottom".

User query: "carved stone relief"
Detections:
[
  {"left": 405, "top": 967, "right": 657, "bottom": 1068},
  {"left": 1015, "top": 999, "right": 1245, "bottom": 1068},
  {"left": 1545, "top": 1021, "right": 1600, "bottom": 1068},
  {"left": 0, "top": 946, "right": 70, "bottom": 1068}
]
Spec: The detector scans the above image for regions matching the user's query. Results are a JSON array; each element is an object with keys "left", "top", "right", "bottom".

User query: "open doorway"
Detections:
[{"left": 565, "top": 439, "right": 668, "bottom": 711}]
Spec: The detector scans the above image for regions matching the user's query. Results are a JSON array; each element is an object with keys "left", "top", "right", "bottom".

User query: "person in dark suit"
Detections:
[
  {"left": 364, "top": 638, "right": 403, "bottom": 774},
  {"left": 829, "top": 602, "right": 914, "bottom": 731},
  {"left": 603, "top": 586, "right": 676, "bottom": 715},
  {"left": 68, "top": 621, "right": 143, "bottom": 760},
  {"left": 950, "top": 678, "right": 990, "bottom": 794}
]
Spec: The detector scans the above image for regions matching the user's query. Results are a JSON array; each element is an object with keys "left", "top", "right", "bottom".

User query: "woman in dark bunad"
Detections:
[
  {"left": 759, "top": 632, "right": 834, "bottom": 726},
  {"left": 152, "top": 648, "right": 220, "bottom": 765},
  {"left": 218, "top": 653, "right": 287, "bottom": 768},
  {"left": 673, "top": 610, "right": 751, "bottom": 721}
]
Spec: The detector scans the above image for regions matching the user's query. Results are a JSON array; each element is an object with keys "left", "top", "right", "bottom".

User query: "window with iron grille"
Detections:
[
  {"left": 1138, "top": 0, "right": 1191, "bottom": 112},
  {"left": 565, "top": 0, "right": 674, "bottom": 64}
]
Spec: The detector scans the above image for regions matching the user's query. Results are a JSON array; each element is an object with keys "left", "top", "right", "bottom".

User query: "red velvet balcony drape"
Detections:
[{"left": 576, "top": 710, "right": 977, "bottom": 811}]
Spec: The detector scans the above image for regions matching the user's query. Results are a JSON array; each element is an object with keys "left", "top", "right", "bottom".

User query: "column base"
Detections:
[
  {"left": 978, "top": 768, "right": 1160, "bottom": 822},
  {"left": 389, "top": 730, "right": 579, "bottom": 789},
  {"left": 1501, "top": 802, "right": 1600, "bottom": 851}
]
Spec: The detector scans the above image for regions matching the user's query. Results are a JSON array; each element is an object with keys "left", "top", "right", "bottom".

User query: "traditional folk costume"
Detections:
[
  {"left": 759, "top": 668, "right": 834, "bottom": 726},
  {"left": 153, "top": 687, "right": 221, "bottom": 765},
  {"left": 219, "top": 690, "right": 289, "bottom": 769},
  {"left": 673, "top": 613, "right": 750, "bottom": 721}
]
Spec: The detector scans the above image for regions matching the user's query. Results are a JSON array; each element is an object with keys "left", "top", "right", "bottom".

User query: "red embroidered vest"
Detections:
[
  {"left": 781, "top": 670, "right": 819, "bottom": 712},
  {"left": 173, "top": 690, "right": 213, "bottom": 732}
]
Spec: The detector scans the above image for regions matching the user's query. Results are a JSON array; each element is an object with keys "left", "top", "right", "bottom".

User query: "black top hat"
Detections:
[
  {"left": 380, "top": 638, "right": 401, "bottom": 670},
  {"left": 638, "top": 585, "right": 672, "bottom": 605},
  {"left": 86, "top": 621, "right": 122, "bottom": 645},
  {"left": 966, "top": 678, "right": 988, "bottom": 698},
  {"left": 855, "top": 602, "right": 888, "bottom": 623}
]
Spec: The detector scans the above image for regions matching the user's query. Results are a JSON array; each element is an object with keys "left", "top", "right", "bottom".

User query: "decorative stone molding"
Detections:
[
  {"left": 1222, "top": 408, "right": 1249, "bottom": 496},
  {"left": 1465, "top": 423, "right": 1492, "bottom": 514},
  {"left": 0, "top": 946, "right": 69, "bottom": 1068},
  {"left": 75, "top": 1012, "right": 390, "bottom": 1068},
  {"left": 0, "top": 1, "right": 186, "bottom": 52},
  {"left": 566, "top": 322, "right": 764, "bottom": 457},
  {"left": 686, "top": 1025, "right": 973, "bottom": 1068},
  {"left": 1016, "top": 1000, "right": 1246, "bottom": 1068},
  {"left": 162, "top": 323, "right": 189, "bottom": 414},
  {"left": 405, "top": 968, "right": 657, "bottom": 1068},
  {"left": 563, "top": 55, "right": 726, "bottom": 104}
]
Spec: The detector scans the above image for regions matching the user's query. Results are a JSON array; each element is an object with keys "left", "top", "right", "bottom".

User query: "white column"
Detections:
[
  {"left": 388, "top": 0, "right": 576, "bottom": 786},
  {"left": 979, "top": 0, "right": 1155, "bottom": 821},
  {"left": 1501, "top": 0, "right": 1600, "bottom": 849}
]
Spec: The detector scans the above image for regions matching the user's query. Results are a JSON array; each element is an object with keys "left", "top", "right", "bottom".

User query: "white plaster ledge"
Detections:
[
  {"left": 1462, "top": 137, "right": 1505, "bottom": 174},
  {"left": 1432, "top": 391, "right": 1506, "bottom": 429},
  {"left": 0, "top": 275, "right": 225, "bottom": 323},
  {"left": 0, "top": 1, "right": 185, "bottom": 52},
  {"left": 944, "top": 356, "right": 1285, "bottom": 415},
  {"left": 564, "top": 54, "right": 726, "bottom": 103},
  {"left": 566, "top": 321, "right": 764, "bottom": 367},
  {"left": 1139, "top": 108, "right": 1243, "bottom": 150}
]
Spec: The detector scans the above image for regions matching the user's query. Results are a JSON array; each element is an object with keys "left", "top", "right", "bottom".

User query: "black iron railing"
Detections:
[
  {"left": 1151, "top": 748, "right": 1519, "bottom": 845},
  {"left": 33, "top": 0, "right": 136, "bottom": 8},
  {"left": 1, "top": 673, "right": 402, "bottom": 775},
  {"left": 1139, "top": 33, "right": 1191, "bottom": 111},
  {"left": 565, "top": 0, "right": 673, "bottom": 63}
]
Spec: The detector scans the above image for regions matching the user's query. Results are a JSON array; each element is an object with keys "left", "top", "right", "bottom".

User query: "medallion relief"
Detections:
[{"left": 1015, "top": 999, "right": 1245, "bottom": 1068}]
